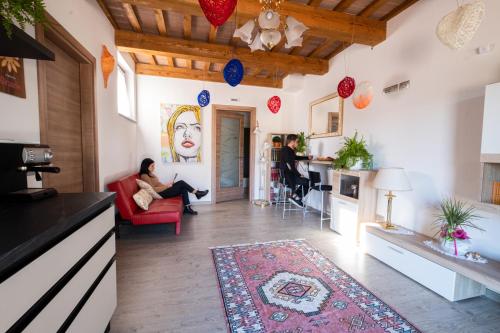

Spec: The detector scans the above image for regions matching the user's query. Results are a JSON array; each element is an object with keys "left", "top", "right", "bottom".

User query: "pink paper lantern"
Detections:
[
  {"left": 268, "top": 96, "right": 281, "bottom": 114},
  {"left": 352, "top": 81, "right": 374, "bottom": 110},
  {"left": 198, "top": 0, "right": 237, "bottom": 27},
  {"left": 337, "top": 76, "right": 356, "bottom": 98}
]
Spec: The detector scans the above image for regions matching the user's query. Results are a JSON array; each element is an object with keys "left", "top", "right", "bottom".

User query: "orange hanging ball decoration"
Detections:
[
  {"left": 352, "top": 81, "right": 374, "bottom": 110},
  {"left": 101, "top": 45, "right": 115, "bottom": 89}
]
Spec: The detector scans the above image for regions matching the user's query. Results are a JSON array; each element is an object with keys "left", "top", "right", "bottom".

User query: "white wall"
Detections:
[
  {"left": 292, "top": 0, "right": 500, "bottom": 259},
  {"left": 136, "top": 75, "right": 296, "bottom": 202},
  {"left": 481, "top": 82, "right": 500, "bottom": 155},
  {"left": 0, "top": 0, "right": 137, "bottom": 190}
]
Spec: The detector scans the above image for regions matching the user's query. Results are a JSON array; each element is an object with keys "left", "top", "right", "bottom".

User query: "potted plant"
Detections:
[
  {"left": 272, "top": 136, "right": 282, "bottom": 148},
  {"left": 1, "top": 0, "right": 46, "bottom": 38},
  {"left": 433, "top": 198, "right": 484, "bottom": 256},
  {"left": 296, "top": 132, "right": 307, "bottom": 156},
  {"left": 333, "top": 131, "right": 373, "bottom": 170}
]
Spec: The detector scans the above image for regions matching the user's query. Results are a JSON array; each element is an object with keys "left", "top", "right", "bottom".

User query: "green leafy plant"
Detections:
[
  {"left": 333, "top": 131, "right": 373, "bottom": 170},
  {"left": 433, "top": 198, "right": 483, "bottom": 241},
  {"left": 296, "top": 132, "right": 307, "bottom": 154},
  {"left": 1, "top": 0, "right": 46, "bottom": 38}
]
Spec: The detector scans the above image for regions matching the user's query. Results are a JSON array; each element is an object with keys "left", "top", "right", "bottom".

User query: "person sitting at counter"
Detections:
[
  {"left": 280, "top": 134, "right": 312, "bottom": 208},
  {"left": 139, "top": 158, "right": 208, "bottom": 215}
]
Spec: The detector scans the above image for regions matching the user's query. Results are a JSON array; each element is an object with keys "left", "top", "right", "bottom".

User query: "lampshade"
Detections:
[
  {"left": 233, "top": 20, "right": 255, "bottom": 44},
  {"left": 373, "top": 168, "right": 412, "bottom": 192},
  {"left": 249, "top": 32, "right": 265, "bottom": 52},
  {"left": 258, "top": 10, "right": 280, "bottom": 30},
  {"left": 285, "top": 16, "right": 308, "bottom": 44},
  {"left": 260, "top": 29, "right": 281, "bottom": 49},
  {"left": 285, "top": 37, "right": 303, "bottom": 49}
]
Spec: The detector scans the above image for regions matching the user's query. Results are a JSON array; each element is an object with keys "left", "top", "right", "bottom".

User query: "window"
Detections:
[{"left": 117, "top": 52, "right": 136, "bottom": 121}]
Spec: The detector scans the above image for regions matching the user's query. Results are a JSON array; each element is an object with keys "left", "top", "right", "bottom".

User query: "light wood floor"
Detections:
[{"left": 110, "top": 200, "right": 500, "bottom": 333}]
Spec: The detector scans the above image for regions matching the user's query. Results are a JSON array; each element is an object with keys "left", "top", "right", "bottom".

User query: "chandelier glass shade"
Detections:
[{"left": 232, "top": 0, "right": 307, "bottom": 52}]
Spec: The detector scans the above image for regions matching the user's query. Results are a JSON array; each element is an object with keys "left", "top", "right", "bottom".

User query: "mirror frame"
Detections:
[{"left": 308, "top": 92, "right": 344, "bottom": 139}]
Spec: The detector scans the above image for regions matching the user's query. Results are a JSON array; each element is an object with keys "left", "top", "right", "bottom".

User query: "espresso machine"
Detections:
[{"left": 0, "top": 142, "right": 61, "bottom": 201}]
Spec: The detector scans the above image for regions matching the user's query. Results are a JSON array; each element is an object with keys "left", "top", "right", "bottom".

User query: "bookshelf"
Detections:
[{"left": 266, "top": 133, "right": 293, "bottom": 204}]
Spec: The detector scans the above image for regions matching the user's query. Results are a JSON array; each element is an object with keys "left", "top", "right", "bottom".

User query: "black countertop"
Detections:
[{"left": 0, "top": 192, "right": 115, "bottom": 282}]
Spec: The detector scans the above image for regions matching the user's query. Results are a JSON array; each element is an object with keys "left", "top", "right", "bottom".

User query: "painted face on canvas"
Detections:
[{"left": 173, "top": 111, "right": 201, "bottom": 160}]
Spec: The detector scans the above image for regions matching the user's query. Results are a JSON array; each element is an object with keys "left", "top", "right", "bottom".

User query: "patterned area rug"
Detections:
[{"left": 211, "top": 240, "right": 421, "bottom": 333}]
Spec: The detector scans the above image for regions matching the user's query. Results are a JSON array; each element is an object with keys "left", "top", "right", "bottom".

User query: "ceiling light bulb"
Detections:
[
  {"left": 233, "top": 20, "right": 255, "bottom": 44},
  {"left": 258, "top": 10, "right": 280, "bottom": 30},
  {"left": 260, "top": 29, "right": 281, "bottom": 50}
]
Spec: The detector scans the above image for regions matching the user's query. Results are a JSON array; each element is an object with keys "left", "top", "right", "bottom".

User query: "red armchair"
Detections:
[{"left": 107, "top": 174, "right": 183, "bottom": 235}]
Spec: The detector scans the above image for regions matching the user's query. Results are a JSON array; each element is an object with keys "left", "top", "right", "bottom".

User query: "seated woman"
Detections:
[{"left": 139, "top": 158, "right": 208, "bottom": 215}]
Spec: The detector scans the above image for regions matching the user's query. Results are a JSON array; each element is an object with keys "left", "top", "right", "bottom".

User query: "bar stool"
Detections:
[
  {"left": 274, "top": 169, "right": 291, "bottom": 210},
  {"left": 282, "top": 183, "right": 306, "bottom": 220},
  {"left": 304, "top": 170, "right": 332, "bottom": 230}
]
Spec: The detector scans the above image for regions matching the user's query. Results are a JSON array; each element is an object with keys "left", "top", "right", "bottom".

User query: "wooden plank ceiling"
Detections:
[{"left": 97, "top": 0, "right": 419, "bottom": 88}]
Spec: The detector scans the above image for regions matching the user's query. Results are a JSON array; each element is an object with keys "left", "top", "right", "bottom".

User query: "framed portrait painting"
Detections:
[{"left": 160, "top": 103, "right": 202, "bottom": 163}]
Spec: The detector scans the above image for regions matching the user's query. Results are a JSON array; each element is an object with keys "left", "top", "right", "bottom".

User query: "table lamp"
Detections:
[{"left": 373, "top": 168, "right": 412, "bottom": 229}]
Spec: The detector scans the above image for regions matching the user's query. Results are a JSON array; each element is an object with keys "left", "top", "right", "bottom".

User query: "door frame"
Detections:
[
  {"left": 211, "top": 105, "right": 256, "bottom": 204},
  {"left": 36, "top": 12, "right": 99, "bottom": 191}
]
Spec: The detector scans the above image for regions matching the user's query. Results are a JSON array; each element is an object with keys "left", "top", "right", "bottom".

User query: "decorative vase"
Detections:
[{"left": 439, "top": 238, "right": 472, "bottom": 256}]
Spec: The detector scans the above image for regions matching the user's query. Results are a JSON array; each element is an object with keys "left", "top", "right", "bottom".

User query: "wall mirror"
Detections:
[{"left": 309, "top": 92, "right": 344, "bottom": 138}]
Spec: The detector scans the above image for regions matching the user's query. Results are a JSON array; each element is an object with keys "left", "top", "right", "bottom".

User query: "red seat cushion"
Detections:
[{"left": 131, "top": 200, "right": 182, "bottom": 225}]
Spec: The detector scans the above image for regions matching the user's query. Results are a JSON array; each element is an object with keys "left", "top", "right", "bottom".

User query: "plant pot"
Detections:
[
  {"left": 296, "top": 152, "right": 305, "bottom": 156},
  {"left": 349, "top": 158, "right": 363, "bottom": 170},
  {"left": 439, "top": 238, "right": 472, "bottom": 256}
]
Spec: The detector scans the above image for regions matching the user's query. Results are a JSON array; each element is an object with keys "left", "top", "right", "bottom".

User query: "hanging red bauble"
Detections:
[
  {"left": 198, "top": 0, "right": 237, "bottom": 27},
  {"left": 268, "top": 96, "right": 281, "bottom": 114},
  {"left": 337, "top": 76, "right": 356, "bottom": 98}
]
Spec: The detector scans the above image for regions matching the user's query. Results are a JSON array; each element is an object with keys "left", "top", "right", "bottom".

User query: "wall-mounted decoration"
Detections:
[
  {"left": 309, "top": 92, "right": 343, "bottom": 138},
  {"left": 199, "top": 0, "right": 237, "bottom": 27},
  {"left": 160, "top": 104, "right": 202, "bottom": 163},
  {"left": 267, "top": 95, "right": 281, "bottom": 113},
  {"left": 197, "top": 89, "right": 210, "bottom": 107},
  {"left": 0, "top": 56, "right": 26, "bottom": 98},
  {"left": 353, "top": 81, "right": 373, "bottom": 110},
  {"left": 223, "top": 59, "right": 244, "bottom": 87},
  {"left": 337, "top": 76, "right": 355, "bottom": 98},
  {"left": 101, "top": 45, "right": 115, "bottom": 88},
  {"left": 436, "top": 0, "right": 485, "bottom": 50}
]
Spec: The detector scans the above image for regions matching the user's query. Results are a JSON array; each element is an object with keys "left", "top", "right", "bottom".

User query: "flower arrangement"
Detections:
[
  {"left": 434, "top": 198, "right": 484, "bottom": 256},
  {"left": 296, "top": 131, "right": 308, "bottom": 155}
]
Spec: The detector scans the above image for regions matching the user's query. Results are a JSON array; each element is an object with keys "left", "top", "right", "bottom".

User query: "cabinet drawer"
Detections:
[
  {"left": 23, "top": 235, "right": 115, "bottom": 332},
  {"left": 0, "top": 206, "right": 114, "bottom": 332},
  {"left": 67, "top": 262, "right": 117, "bottom": 333},
  {"left": 365, "top": 232, "right": 458, "bottom": 300}
]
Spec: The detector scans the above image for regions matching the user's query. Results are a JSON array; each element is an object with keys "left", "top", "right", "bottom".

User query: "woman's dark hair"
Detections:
[{"left": 139, "top": 158, "right": 155, "bottom": 176}]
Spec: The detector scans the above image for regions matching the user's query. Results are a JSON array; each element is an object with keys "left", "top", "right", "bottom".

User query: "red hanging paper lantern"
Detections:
[
  {"left": 337, "top": 76, "right": 356, "bottom": 98},
  {"left": 198, "top": 0, "right": 237, "bottom": 27},
  {"left": 268, "top": 96, "right": 281, "bottom": 114}
]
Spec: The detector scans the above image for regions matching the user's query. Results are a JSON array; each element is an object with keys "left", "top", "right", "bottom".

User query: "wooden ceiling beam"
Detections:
[
  {"left": 359, "top": 0, "right": 389, "bottom": 18},
  {"left": 136, "top": 63, "right": 283, "bottom": 88},
  {"left": 309, "top": 38, "right": 334, "bottom": 58},
  {"left": 116, "top": 30, "right": 329, "bottom": 75},
  {"left": 333, "top": 0, "right": 358, "bottom": 12},
  {"left": 123, "top": 3, "right": 155, "bottom": 64},
  {"left": 327, "top": 42, "right": 351, "bottom": 59},
  {"left": 119, "top": 0, "right": 386, "bottom": 46},
  {"left": 96, "top": 0, "right": 118, "bottom": 29},
  {"left": 154, "top": 9, "right": 167, "bottom": 36},
  {"left": 183, "top": 14, "right": 192, "bottom": 39},
  {"left": 308, "top": 0, "right": 323, "bottom": 7},
  {"left": 381, "top": 0, "right": 419, "bottom": 21},
  {"left": 208, "top": 25, "right": 217, "bottom": 43}
]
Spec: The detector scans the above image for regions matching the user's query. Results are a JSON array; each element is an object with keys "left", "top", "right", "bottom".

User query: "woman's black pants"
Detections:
[{"left": 158, "top": 180, "right": 194, "bottom": 206}]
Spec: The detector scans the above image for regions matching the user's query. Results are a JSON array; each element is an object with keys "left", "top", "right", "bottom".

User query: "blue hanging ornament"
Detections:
[
  {"left": 223, "top": 59, "right": 244, "bottom": 87},
  {"left": 197, "top": 90, "right": 210, "bottom": 107}
]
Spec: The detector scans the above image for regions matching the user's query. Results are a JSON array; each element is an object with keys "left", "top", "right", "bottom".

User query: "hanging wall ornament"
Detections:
[
  {"left": 223, "top": 59, "right": 244, "bottom": 87},
  {"left": 352, "top": 81, "right": 373, "bottom": 110},
  {"left": 267, "top": 96, "right": 281, "bottom": 114},
  {"left": 337, "top": 76, "right": 356, "bottom": 98},
  {"left": 197, "top": 89, "right": 210, "bottom": 107},
  {"left": 436, "top": 0, "right": 485, "bottom": 50},
  {"left": 101, "top": 45, "right": 115, "bottom": 89},
  {"left": 199, "top": 0, "right": 237, "bottom": 27}
]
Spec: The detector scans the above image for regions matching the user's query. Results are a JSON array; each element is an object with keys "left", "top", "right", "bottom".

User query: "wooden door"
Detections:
[
  {"left": 43, "top": 39, "right": 84, "bottom": 192},
  {"left": 216, "top": 111, "right": 245, "bottom": 202}
]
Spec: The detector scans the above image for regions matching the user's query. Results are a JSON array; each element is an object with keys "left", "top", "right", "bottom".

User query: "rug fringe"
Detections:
[{"left": 209, "top": 239, "right": 306, "bottom": 249}]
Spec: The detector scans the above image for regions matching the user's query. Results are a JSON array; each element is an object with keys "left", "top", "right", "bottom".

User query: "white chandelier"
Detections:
[{"left": 233, "top": 0, "right": 308, "bottom": 52}]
